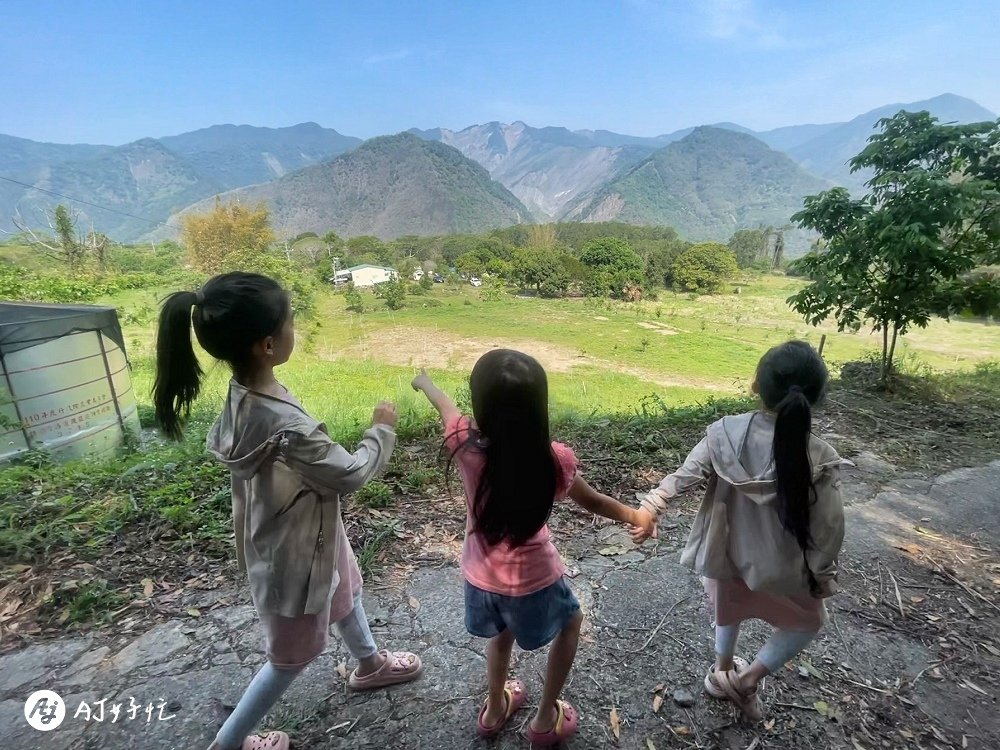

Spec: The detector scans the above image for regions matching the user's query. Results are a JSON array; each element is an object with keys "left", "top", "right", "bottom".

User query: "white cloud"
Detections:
[{"left": 625, "top": 0, "right": 789, "bottom": 49}]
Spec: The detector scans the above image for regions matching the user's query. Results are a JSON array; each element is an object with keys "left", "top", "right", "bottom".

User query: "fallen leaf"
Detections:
[
  {"left": 336, "top": 661, "right": 348, "bottom": 679},
  {"left": 408, "top": 596, "right": 421, "bottom": 613},
  {"left": 799, "top": 660, "right": 825, "bottom": 680},
  {"left": 981, "top": 642, "right": 1000, "bottom": 657},
  {"left": 851, "top": 740, "right": 869, "bottom": 750},
  {"left": 651, "top": 683, "right": 664, "bottom": 693},
  {"left": 142, "top": 579, "right": 154, "bottom": 598},
  {"left": 598, "top": 545, "right": 629, "bottom": 557},
  {"left": 609, "top": 707, "right": 620, "bottom": 740},
  {"left": 961, "top": 679, "right": 989, "bottom": 696},
  {"left": 186, "top": 607, "right": 201, "bottom": 617},
  {"left": 909, "top": 595, "right": 925, "bottom": 604},
  {"left": 813, "top": 700, "right": 829, "bottom": 717},
  {"left": 652, "top": 694, "right": 663, "bottom": 713},
  {"left": 646, "top": 740, "right": 656, "bottom": 750},
  {"left": 764, "top": 719, "right": 776, "bottom": 731},
  {"left": 672, "top": 726, "right": 691, "bottom": 736}
]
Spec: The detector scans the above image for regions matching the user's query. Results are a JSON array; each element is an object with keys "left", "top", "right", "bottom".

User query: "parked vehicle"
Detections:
[
  {"left": 433, "top": 273, "right": 445, "bottom": 283},
  {"left": 469, "top": 277, "right": 482, "bottom": 287}
]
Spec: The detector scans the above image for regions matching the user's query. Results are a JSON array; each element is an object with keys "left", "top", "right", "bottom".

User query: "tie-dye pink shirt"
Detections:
[{"left": 445, "top": 415, "right": 580, "bottom": 597}]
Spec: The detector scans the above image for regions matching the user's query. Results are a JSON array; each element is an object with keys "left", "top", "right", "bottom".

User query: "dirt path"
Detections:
[{"left": 2, "top": 458, "right": 998, "bottom": 749}]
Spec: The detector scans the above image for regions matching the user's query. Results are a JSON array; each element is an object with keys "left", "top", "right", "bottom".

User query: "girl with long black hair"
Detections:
[
  {"left": 633, "top": 340, "right": 846, "bottom": 721},
  {"left": 412, "top": 349, "right": 641, "bottom": 745}
]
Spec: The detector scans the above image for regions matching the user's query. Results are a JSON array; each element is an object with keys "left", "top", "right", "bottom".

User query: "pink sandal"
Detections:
[
  {"left": 477, "top": 679, "right": 527, "bottom": 738},
  {"left": 525, "top": 699, "right": 579, "bottom": 746},
  {"left": 348, "top": 650, "right": 423, "bottom": 690},
  {"left": 704, "top": 655, "right": 750, "bottom": 698},
  {"left": 716, "top": 669, "right": 763, "bottom": 722},
  {"left": 240, "top": 732, "right": 289, "bottom": 750}
]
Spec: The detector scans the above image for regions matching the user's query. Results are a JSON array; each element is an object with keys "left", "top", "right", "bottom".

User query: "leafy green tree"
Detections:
[
  {"left": 790, "top": 111, "right": 1000, "bottom": 383},
  {"left": 579, "top": 237, "right": 645, "bottom": 298},
  {"left": 672, "top": 242, "right": 738, "bottom": 293},
  {"left": 375, "top": 276, "right": 406, "bottom": 310},
  {"left": 456, "top": 252, "right": 486, "bottom": 277},
  {"left": 512, "top": 247, "right": 570, "bottom": 297},
  {"left": 419, "top": 273, "right": 433, "bottom": 291}
]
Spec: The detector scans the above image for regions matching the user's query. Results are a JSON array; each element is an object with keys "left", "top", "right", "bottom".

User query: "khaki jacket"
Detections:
[
  {"left": 206, "top": 380, "right": 394, "bottom": 617},
  {"left": 641, "top": 411, "right": 846, "bottom": 597}
]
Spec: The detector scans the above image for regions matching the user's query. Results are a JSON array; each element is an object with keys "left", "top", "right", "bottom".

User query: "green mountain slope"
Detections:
[
  {"left": 564, "top": 127, "right": 830, "bottom": 241},
  {"left": 168, "top": 133, "right": 533, "bottom": 240}
]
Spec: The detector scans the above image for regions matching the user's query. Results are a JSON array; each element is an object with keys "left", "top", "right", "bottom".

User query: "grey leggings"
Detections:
[
  {"left": 213, "top": 591, "right": 378, "bottom": 749},
  {"left": 715, "top": 622, "right": 818, "bottom": 673}
]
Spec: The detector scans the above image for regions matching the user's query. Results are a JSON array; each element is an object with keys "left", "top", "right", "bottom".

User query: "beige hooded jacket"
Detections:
[
  {"left": 206, "top": 380, "right": 394, "bottom": 617},
  {"left": 641, "top": 411, "right": 846, "bottom": 598}
]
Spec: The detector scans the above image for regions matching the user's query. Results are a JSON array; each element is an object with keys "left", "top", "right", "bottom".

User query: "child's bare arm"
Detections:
[
  {"left": 411, "top": 369, "right": 461, "bottom": 425},
  {"left": 568, "top": 476, "right": 640, "bottom": 526}
]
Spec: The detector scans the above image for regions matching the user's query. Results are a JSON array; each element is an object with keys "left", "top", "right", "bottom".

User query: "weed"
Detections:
[
  {"left": 354, "top": 481, "right": 394, "bottom": 508},
  {"left": 356, "top": 520, "right": 402, "bottom": 576},
  {"left": 48, "top": 579, "right": 125, "bottom": 625}
]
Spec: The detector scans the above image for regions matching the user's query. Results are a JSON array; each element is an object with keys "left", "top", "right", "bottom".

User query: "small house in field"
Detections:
[
  {"left": 0, "top": 301, "right": 140, "bottom": 464},
  {"left": 340, "top": 264, "right": 398, "bottom": 288}
]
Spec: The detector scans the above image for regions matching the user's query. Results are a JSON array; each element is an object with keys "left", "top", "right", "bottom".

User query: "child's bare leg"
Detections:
[
  {"left": 481, "top": 629, "right": 516, "bottom": 727},
  {"left": 530, "top": 610, "right": 583, "bottom": 732}
]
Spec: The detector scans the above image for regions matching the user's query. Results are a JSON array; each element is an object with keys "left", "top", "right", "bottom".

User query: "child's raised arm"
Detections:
[
  {"left": 568, "top": 476, "right": 641, "bottom": 527},
  {"left": 411, "top": 369, "right": 461, "bottom": 425}
]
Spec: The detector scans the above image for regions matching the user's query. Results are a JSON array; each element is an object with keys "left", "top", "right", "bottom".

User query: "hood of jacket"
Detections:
[
  {"left": 206, "top": 380, "right": 318, "bottom": 480},
  {"left": 706, "top": 411, "right": 844, "bottom": 506}
]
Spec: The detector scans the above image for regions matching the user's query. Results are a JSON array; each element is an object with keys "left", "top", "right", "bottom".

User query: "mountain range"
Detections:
[{"left": 0, "top": 93, "right": 994, "bottom": 244}]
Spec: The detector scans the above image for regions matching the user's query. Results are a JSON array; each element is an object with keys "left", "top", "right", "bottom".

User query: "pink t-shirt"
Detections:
[{"left": 445, "top": 415, "right": 579, "bottom": 597}]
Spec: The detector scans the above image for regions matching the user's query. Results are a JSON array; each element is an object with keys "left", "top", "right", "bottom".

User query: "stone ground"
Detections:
[{"left": 2, "top": 457, "right": 999, "bottom": 750}]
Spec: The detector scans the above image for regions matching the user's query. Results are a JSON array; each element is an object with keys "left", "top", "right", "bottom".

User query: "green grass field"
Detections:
[{"left": 106, "top": 274, "right": 1000, "bottom": 442}]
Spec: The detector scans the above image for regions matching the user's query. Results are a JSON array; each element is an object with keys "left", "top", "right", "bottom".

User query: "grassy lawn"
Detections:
[{"left": 105, "top": 274, "right": 1000, "bottom": 442}]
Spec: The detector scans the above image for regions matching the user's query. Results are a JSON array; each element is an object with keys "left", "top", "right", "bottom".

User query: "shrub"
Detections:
[
  {"left": 344, "top": 283, "right": 365, "bottom": 312},
  {"left": 672, "top": 242, "right": 738, "bottom": 294}
]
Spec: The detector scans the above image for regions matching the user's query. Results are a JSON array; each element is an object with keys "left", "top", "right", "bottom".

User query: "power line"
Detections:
[{"left": 0, "top": 174, "right": 180, "bottom": 230}]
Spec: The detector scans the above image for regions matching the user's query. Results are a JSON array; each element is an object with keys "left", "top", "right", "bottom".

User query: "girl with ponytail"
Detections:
[
  {"left": 154, "top": 272, "right": 422, "bottom": 750},
  {"left": 632, "top": 340, "right": 846, "bottom": 722}
]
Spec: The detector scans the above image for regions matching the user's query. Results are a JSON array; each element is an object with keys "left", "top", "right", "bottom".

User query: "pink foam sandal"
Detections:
[
  {"left": 477, "top": 679, "right": 527, "bottom": 738},
  {"left": 704, "top": 655, "right": 750, "bottom": 699},
  {"left": 525, "top": 699, "right": 579, "bottom": 746},
  {"left": 241, "top": 732, "right": 289, "bottom": 750},
  {"left": 348, "top": 650, "right": 423, "bottom": 690}
]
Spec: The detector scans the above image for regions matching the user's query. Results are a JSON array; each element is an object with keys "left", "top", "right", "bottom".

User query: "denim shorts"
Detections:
[{"left": 464, "top": 577, "right": 581, "bottom": 650}]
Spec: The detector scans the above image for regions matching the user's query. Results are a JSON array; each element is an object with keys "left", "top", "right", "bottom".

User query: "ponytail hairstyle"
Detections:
[
  {"left": 449, "top": 349, "right": 557, "bottom": 547},
  {"left": 755, "top": 340, "right": 829, "bottom": 594},
  {"left": 153, "top": 272, "right": 289, "bottom": 440}
]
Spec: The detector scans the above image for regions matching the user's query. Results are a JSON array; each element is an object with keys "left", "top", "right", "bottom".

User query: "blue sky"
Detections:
[{"left": 2, "top": 0, "right": 998, "bottom": 145}]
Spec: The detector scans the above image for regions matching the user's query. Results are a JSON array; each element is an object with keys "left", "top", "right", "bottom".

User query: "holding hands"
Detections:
[{"left": 630, "top": 507, "right": 658, "bottom": 544}]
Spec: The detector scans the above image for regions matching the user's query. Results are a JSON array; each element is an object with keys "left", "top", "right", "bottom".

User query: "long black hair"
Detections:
[
  {"left": 450, "top": 349, "right": 558, "bottom": 547},
  {"left": 153, "top": 271, "right": 289, "bottom": 440},
  {"left": 755, "top": 340, "right": 829, "bottom": 594}
]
